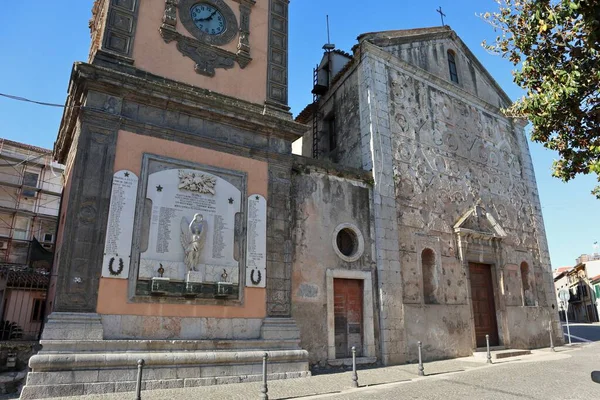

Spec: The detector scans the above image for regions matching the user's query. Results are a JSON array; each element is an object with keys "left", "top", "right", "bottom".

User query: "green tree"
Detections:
[{"left": 482, "top": 0, "right": 600, "bottom": 197}]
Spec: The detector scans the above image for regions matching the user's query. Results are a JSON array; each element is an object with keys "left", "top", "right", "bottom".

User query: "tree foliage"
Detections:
[{"left": 483, "top": 0, "right": 600, "bottom": 198}]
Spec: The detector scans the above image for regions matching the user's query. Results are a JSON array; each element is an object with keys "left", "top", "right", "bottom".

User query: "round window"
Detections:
[
  {"left": 337, "top": 228, "right": 358, "bottom": 257},
  {"left": 332, "top": 223, "right": 364, "bottom": 262}
]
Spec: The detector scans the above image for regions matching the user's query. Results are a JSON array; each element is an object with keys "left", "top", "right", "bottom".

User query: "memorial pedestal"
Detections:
[
  {"left": 22, "top": 316, "right": 309, "bottom": 399},
  {"left": 41, "top": 312, "right": 104, "bottom": 341}
]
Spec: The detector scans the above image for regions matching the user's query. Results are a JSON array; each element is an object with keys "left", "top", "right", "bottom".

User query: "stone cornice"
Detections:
[
  {"left": 77, "top": 107, "right": 298, "bottom": 168},
  {"left": 291, "top": 155, "right": 372, "bottom": 184},
  {"left": 54, "top": 62, "right": 305, "bottom": 163}
]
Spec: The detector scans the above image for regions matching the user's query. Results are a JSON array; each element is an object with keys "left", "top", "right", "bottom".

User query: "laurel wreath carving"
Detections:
[
  {"left": 250, "top": 269, "right": 262, "bottom": 285},
  {"left": 108, "top": 257, "right": 124, "bottom": 276}
]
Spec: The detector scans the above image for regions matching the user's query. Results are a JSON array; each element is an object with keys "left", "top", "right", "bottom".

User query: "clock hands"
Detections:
[{"left": 194, "top": 9, "right": 218, "bottom": 23}]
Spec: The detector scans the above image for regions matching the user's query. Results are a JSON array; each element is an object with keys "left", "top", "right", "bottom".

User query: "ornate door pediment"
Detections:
[{"left": 454, "top": 203, "right": 506, "bottom": 241}]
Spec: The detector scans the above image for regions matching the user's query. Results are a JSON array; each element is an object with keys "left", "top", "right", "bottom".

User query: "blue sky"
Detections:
[{"left": 0, "top": 0, "right": 597, "bottom": 268}]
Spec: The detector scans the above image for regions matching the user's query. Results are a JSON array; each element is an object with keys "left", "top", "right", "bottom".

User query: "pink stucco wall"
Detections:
[
  {"left": 96, "top": 130, "right": 268, "bottom": 318},
  {"left": 132, "top": 0, "right": 269, "bottom": 105}
]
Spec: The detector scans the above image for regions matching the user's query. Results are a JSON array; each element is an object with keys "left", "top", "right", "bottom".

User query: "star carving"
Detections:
[
  {"left": 124, "top": 172, "right": 130, "bottom": 177},
  {"left": 228, "top": 197, "right": 234, "bottom": 204},
  {"left": 255, "top": 195, "right": 259, "bottom": 200},
  {"left": 156, "top": 185, "right": 163, "bottom": 192}
]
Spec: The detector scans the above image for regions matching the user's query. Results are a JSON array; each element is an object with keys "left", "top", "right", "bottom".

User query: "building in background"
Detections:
[
  {"left": 576, "top": 251, "right": 600, "bottom": 265},
  {"left": 0, "top": 139, "right": 63, "bottom": 268},
  {"left": 553, "top": 267, "right": 571, "bottom": 321},
  {"left": 563, "top": 261, "right": 600, "bottom": 323},
  {"left": 0, "top": 139, "right": 64, "bottom": 342}
]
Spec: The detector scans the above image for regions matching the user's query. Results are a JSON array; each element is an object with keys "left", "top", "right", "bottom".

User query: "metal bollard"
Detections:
[
  {"left": 261, "top": 352, "right": 269, "bottom": 400},
  {"left": 417, "top": 341, "right": 425, "bottom": 376},
  {"left": 549, "top": 320, "right": 555, "bottom": 352},
  {"left": 351, "top": 346, "right": 358, "bottom": 388},
  {"left": 486, "top": 334, "right": 492, "bottom": 364},
  {"left": 135, "top": 359, "right": 145, "bottom": 400}
]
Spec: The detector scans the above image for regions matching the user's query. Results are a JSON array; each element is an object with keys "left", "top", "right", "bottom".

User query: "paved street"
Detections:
[
  {"left": 52, "top": 342, "right": 600, "bottom": 400},
  {"left": 320, "top": 345, "right": 600, "bottom": 399},
  {"left": 563, "top": 322, "right": 600, "bottom": 343}
]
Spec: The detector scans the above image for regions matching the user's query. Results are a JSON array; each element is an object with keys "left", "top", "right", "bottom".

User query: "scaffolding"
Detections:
[{"left": 0, "top": 139, "right": 64, "bottom": 267}]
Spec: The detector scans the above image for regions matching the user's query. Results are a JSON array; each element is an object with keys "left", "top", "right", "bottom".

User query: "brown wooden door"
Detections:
[
  {"left": 334, "top": 278, "right": 363, "bottom": 358},
  {"left": 469, "top": 263, "right": 499, "bottom": 347}
]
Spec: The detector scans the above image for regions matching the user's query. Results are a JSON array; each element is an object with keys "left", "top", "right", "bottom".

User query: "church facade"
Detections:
[
  {"left": 295, "top": 26, "right": 562, "bottom": 366},
  {"left": 20, "top": 2, "right": 560, "bottom": 398}
]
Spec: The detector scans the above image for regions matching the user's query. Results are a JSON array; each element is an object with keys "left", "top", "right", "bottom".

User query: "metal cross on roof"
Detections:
[{"left": 436, "top": 6, "right": 446, "bottom": 26}]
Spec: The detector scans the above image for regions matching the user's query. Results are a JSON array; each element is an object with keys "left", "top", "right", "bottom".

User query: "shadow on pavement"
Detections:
[
  {"left": 278, "top": 390, "right": 343, "bottom": 400},
  {"left": 422, "top": 369, "right": 465, "bottom": 377},
  {"left": 360, "top": 378, "right": 412, "bottom": 388}
]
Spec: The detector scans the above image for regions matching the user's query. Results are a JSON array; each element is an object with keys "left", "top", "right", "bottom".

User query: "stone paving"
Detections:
[{"left": 37, "top": 346, "right": 584, "bottom": 400}]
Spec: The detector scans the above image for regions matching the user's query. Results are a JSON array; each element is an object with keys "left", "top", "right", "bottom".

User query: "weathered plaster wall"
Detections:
[
  {"left": 375, "top": 35, "right": 509, "bottom": 110},
  {"left": 301, "top": 65, "right": 362, "bottom": 169},
  {"left": 403, "top": 305, "right": 472, "bottom": 361},
  {"left": 290, "top": 167, "right": 376, "bottom": 366},
  {"left": 505, "top": 306, "right": 554, "bottom": 349},
  {"left": 357, "top": 54, "right": 406, "bottom": 365},
  {"left": 371, "top": 41, "right": 560, "bottom": 351}
]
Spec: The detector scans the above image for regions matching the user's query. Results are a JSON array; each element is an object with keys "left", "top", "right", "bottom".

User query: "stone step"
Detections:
[
  {"left": 21, "top": 370, "right": 307, "bottom": 399},
  {"left": 22, "top": 343, "right": 309, "bottom": 399},
  {"left": 39, "top": 338, "right": 301, "bottom": 353},
  {"left": 473, "top": 349, "right": 532, "bottom": 359}
]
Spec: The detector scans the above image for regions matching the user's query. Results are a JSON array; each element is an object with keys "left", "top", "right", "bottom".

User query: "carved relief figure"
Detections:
[
  {"left": 180, "top": 213, "right": 207, "bottom": 272},
  {"left": 178, "top": 170, "right": 217, "bottom": 194}
]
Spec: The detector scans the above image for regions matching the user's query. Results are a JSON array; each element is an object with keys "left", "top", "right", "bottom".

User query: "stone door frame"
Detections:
[
  {"left": 468, "top": 262, "right": 500, "bottom": 347},
  {"left": 326, "top": 269, "right": 376, "bottom": 360},
  {"left": 458, "top": 236, "right": 506, "bottom": 350}
]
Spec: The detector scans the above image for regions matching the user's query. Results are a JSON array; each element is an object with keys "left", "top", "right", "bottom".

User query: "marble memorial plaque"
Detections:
[
  {"left": 246, "top": 194, "right": 266, "bottom": 288},
  {"left": 101, "top": 170, "right": 138, "bottom": 279},
  {"left": 140, "top": 168, "right": 241, "bottom": 283}
]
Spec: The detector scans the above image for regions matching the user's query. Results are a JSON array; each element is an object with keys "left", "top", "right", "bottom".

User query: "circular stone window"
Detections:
[{"left": 332, "top": 223, "right": 365, "bottom": 262}]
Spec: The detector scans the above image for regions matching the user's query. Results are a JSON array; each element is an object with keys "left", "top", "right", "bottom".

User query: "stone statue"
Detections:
[{"left": 180, "top": 213, "right": 207, "bottom": 272}]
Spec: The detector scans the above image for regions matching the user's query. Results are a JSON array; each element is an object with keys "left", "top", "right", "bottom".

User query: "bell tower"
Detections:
[
  {"left": 22, "top": 1, "right": 308, "bottom": 398},
  {"left": 88, "top": 0, "right": 290, "bottom": 116}
]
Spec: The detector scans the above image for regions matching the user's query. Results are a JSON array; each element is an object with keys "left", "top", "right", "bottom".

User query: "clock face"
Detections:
[{"left": 190, "top": 3, "right": 226, "bottom": 36}]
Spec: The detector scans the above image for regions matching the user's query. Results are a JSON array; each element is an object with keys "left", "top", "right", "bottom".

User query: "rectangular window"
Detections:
[
  {"left": 43, "top": 233, "right": 53, "bottom": 243},
  {"left": 22, "top": 172, "right": 39, "bottom": 188},
  {"left": 13, "top": 216, "right": 31, "bottom": 240},
  {"left": 31, "top": 298, "right": 46, "bottom": 322},
  {"left": 448, "top": 51, "right": 459, "bottom": 84},
  {"left": 22, "top": 172, "right": 39, "bottom": 198},
  {"left": 595, "top": 284, "right": 600, "bottom": 299}
]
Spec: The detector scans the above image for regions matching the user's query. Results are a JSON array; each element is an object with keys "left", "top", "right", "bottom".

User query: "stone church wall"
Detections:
[
  {"left": 301, "top": 68, "right": 363, "bottom": 170},
  {"left": 290, "top": 162, "right": 376, "bottom": 366},
  {"left": 375, "top": 35, "right": 508, "bottom": 109},
  {"left": 381, "top": 51, "right": 556, "bottom": 354}
]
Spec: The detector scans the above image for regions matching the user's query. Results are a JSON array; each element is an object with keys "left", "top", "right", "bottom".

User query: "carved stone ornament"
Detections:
[
  {"left": 160, "top": 0, "right": 254, "bottom": 76},
  {"left": 179, "top": 0, "right": 238, "bottom": 46},
  {"left": 236, "top": 3, "right": 252, "bottom": 64},
  {"left": 178, "top": 170, "right": 217, "bottom": 194},
  {"left": 180, "top": 214, "right": 207, "bottom": 272},
  {"left": 162, "top": 0, "right": 179, "bottom": 30}
]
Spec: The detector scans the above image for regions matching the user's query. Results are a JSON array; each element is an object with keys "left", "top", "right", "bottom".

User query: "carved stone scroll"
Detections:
[{"left": 160, "top": 28, "right": 237, "bottom": 77}]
